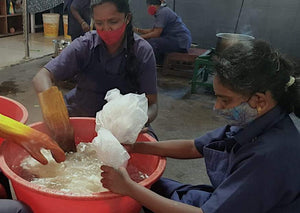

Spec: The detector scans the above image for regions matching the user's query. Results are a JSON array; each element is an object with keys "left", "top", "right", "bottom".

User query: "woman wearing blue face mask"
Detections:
[
  {"left": 100, "top": 40, "right": 300, "bottom": 213},
  {"left": 133, "top": 0, "right": 192, "bottom": 65}
]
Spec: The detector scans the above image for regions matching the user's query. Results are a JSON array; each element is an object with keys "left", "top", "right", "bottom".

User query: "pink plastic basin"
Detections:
[
  {"left": 0, "top": 96, "right": 29, "bottom": 145},
  {"left": 0, "top": 117, "right": 166, "bottom": 213}
]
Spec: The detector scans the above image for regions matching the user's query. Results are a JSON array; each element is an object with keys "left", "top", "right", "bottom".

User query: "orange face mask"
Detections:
[
  {"left": 147, "top": 5, "right": 157, "bottom": 15},
  {"left": 97, "top": 23, "right": 127, "bottom": 46}
]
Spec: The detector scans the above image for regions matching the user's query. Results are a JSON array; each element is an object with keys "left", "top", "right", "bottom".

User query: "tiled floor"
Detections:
[{"left": 0, "top": 32, "right": 66, "bottom": 69}]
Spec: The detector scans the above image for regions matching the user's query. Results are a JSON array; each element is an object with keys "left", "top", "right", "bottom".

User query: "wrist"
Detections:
[
  {"left": 131, "top": 142, "right": 136, "bottom": 152},
  {"left": 132, "top": 142, "right": 145, "bottom": 154},
  {"left": 125, "top": 179, "right": 138, "bottom": 197},
  {"left": 81, "top": 21, "right": 86, "bottom": 26},
  {"left": 135, "top": 27, "right": 140, "bottom": 33}
]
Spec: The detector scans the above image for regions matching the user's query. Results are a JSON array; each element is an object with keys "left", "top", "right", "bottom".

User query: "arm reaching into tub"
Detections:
[
  {"left": 100, "top": 140, "right": 203, "bottom": 212},
  {"left": 0, "top": 114, "right": 66, "bottom": 165},
  {"left": 100, "top": 165, "right": 203, "bottom": 213},
  {"left": 124, "top": 140, "right": 203, "bottom": 159}
]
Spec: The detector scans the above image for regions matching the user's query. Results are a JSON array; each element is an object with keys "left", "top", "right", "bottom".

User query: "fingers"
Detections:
[
  {"left": 25, "top": 142, "right": 65, "bottom": 165},
  {"left": 100, "top": 165, "right": 118, "bottom": 181},
  {"left": 32, "top": 153, "right": 49, "bottom": 165},
  {"left": 81, "top": 22, "right": 90, "bottom": 32},
  {"left": 50, "top": 148, "right": 66, "bottom": 163},
  {"left": 100, "top": 166, "right": 132, "bottom": 195},
  {"left": 41, "top": 137, "right": 66, "bottom": 163},
  {"left": 122, "top": 144, "right": 133, "bottom": 153},
  {"left": 101, "top": 165, "right": 113, "bottom": 173},
  {"left": 140, "top": 127, "right": 149, "bottom": 133},
  {"left": 100, "top": 165, "right": 114, "bottom": 188},
  {"left": 25, "top": 141, "right": 64, "bottom": 165},
  {"left": 100, "top": 166, "right": 128, "bottom": 180},
  {"left": 33, "top": 134, "right": 66, "bottom": 163},
  {"left": 23, "top": 146, "right": 49, "bottom": 165}
]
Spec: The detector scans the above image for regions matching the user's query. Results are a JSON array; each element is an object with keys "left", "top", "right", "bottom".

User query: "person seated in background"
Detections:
[
  {"left": 100, "top": 40, "right": 300, "bottom": 213},
  {"left": 33, "top": 0, "right": 158, "bottom": 137},
  {"left": 134, "top": 0, "right": 192, "bottom": 65},
  {"left": 0, "top": 113, "right": 65, "bottom": 213},
  {"left": 64, "top": 0, "right": 92, "bottom": 41}
]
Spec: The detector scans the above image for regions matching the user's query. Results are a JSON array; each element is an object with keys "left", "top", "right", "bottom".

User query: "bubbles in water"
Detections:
[{"left": 21, "top": 142, "right": 148, "bottom": 195}]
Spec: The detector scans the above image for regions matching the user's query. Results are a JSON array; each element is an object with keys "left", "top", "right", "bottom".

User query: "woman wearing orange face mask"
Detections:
[
  {"left": 33, "top": 0, "right": 158, "bottom": 138},
  {"left": 134, "top": 0, "right": 192, "bottom": 65}
]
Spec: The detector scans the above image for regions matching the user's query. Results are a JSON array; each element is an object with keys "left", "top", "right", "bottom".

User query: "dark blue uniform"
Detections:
[
  {"left": 150, "top": 106, "right": 300, "bottom": 212},
  {"left": 147, "top": 6, "right": 191, "bottom": 64},
  {"left": 65, "top": 0, "right": 91, "bottom": 40},
  {"left": 45, "top": 31, "right": 157, "bottom": 117}
]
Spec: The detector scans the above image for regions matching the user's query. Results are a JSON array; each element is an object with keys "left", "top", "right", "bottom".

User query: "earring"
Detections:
[{"left": 257, "top": 107, "right": 262, "bottom": 113}]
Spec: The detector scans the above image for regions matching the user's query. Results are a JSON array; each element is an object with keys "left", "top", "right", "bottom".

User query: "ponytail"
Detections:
[
  {"left": 125, "top": 18, "right": 139, "bottom": 90},
  {"left": 285, "top": 76, "right": 300, "bottom": 118}
]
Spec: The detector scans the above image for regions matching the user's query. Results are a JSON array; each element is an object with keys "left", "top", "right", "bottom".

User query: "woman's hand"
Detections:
[
  {"left": 100, "top": 165, "right": 134, "bottom": 195},
  {"left": 0, "top": 113, "right": 66, "bottom": 165},
  {"left": 19, "top": 130, "right": 66, "bottom": 165},
  {"left": 133, "top": 26, "right": 140, "bottom": 34},
  {"left": 81, "top": 21, "right": 90, "bottom": 32},
  {"left": 122, "top": 143, "right": 134, "bottom": 153},
  {"left": 140, "top": 126, "right": 149, "bottom": 134}
]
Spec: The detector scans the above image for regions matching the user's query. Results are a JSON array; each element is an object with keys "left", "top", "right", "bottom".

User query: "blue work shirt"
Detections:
[
  {"left": 195, "top": 106, "right": 300, "bottom": 213},
  {"left": 45, "top": 31, "right": 157, "bottom": 117},
  {"left": 153, "top": 6, "right": 191, "bottom": 50},
  {"left": 66, "top": 0, "right": 91, "bottom": 39}
]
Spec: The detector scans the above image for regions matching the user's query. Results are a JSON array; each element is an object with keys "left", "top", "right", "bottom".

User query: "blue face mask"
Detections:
[{"left": 214, "top": 102, "right": 258, "bottom": 127}]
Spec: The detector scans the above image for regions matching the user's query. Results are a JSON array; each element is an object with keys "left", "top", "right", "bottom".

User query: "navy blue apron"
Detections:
[
  {"left": 147, "top": 139, "right": 230, "bottom": 209},
  {"left": 65, "top": 46, "right": 158, "bottom": 139}
]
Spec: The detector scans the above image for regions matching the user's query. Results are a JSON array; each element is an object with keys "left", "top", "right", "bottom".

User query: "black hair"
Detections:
[
  {"left": 213, "top": 40, "right": 300, "bottom": 118},
  {"left": 146, "top": 0, "right": 161, "bottom": 6},
  {"left": 91, "top": 0, "right": 139, "bottom": 90}
]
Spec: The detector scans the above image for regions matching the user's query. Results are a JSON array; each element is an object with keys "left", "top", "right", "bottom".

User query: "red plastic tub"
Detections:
[
  {"left": 0, "top": 117, "right": 166, "bottom": 213},
  {"left": 0, "top": 96, "right": 29, "bottom": 145}
]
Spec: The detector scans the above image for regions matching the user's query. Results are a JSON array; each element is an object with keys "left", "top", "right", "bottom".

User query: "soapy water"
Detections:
[{"left": 20, "top": 142, "right": 148, "bottom": 195}]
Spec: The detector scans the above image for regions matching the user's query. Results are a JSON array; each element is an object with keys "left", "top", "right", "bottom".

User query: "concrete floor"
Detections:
[{"left": 0, "top": 32, "right": 65, "bottom": 70}]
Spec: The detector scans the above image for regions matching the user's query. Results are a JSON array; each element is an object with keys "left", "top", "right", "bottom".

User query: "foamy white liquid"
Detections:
[
  {"left": 21, "top": 142, "right": 107, "bottom": 195},
  {"left": 20, "top": 142, "right": 148, "bottom": 196}
]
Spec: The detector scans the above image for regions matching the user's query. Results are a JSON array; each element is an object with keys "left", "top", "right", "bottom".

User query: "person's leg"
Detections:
[
  {"left": 147, "top": 38, "right": 181, "bottom": 65},
  {"left": 143, "top": 177, "right": 213, "bottom": 212},
  {"left": 0, "top": 171, "right": 12, "bottom": 198},
  {"left": 0, "top": 200, "right": 33, "bottom": 213},
  {"left": 150, "top": 177, "right": 186, "bottom": 197}
]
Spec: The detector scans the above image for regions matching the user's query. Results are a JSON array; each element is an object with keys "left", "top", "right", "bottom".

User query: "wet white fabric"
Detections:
[
  {"left": 95, "top": 88, "right": 148, "bottom": 144},
  {"left": 92, "top": 127, "right": 130, "bottom": 169}
]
